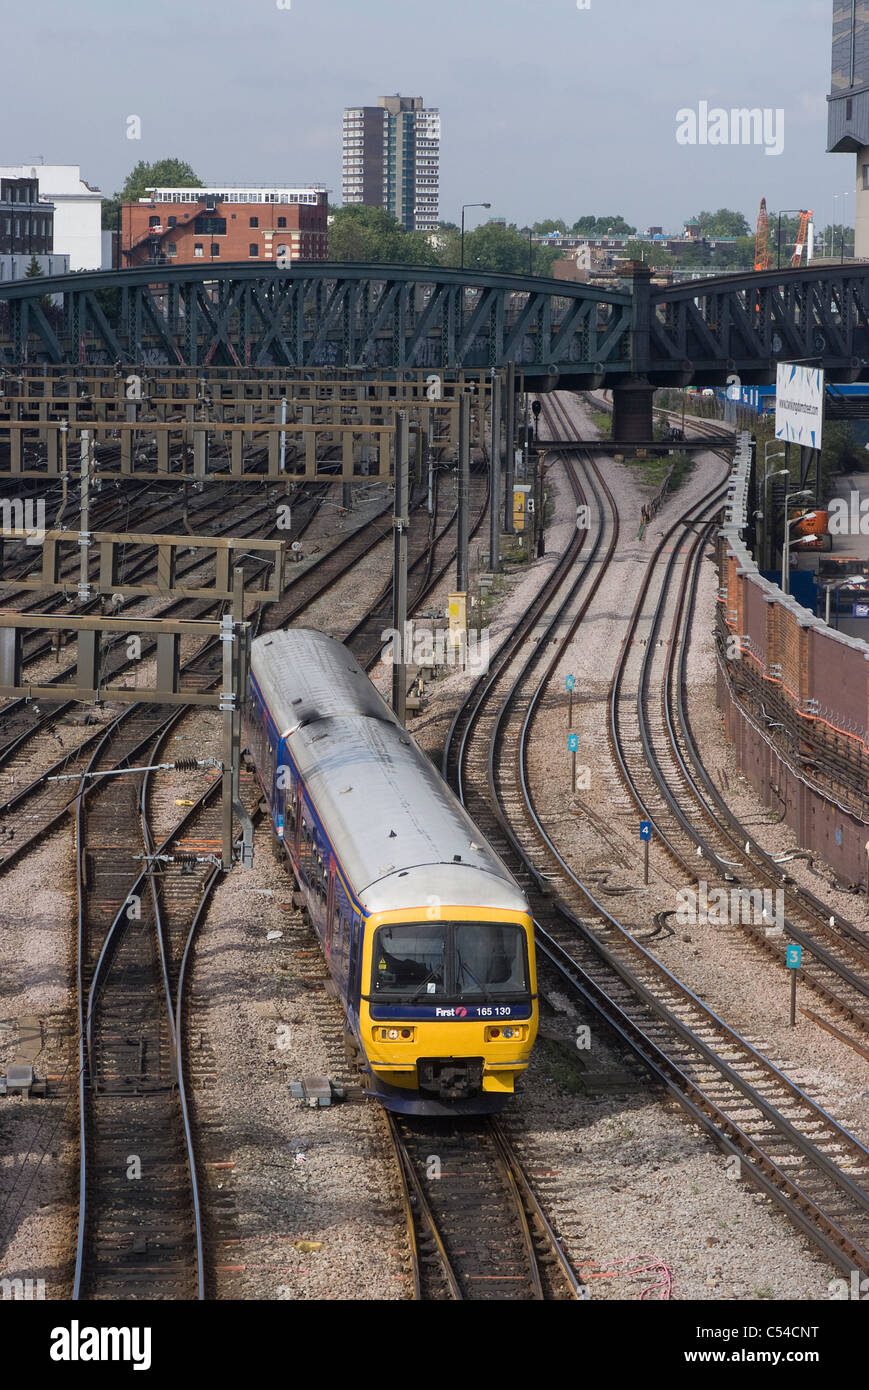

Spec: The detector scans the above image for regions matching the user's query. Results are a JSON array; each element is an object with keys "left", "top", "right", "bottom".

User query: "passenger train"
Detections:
[{"left": 244, "top": 628, "right": 538, "bottom": 1115}]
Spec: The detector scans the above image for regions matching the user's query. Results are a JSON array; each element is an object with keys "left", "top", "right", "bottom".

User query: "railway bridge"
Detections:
[{"left": 3, "top": 260, "right": 869, "bottom": 438}]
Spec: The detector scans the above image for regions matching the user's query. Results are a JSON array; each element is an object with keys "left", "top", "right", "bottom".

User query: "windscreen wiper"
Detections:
[
  {"left": 455, "top": 955, "right": 495, "bottom": 1003},
  {"left": 407, "top": 969, "right": 444, "bottom": 1003}
]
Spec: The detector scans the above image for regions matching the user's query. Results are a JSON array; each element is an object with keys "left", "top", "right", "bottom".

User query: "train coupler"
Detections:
[{"left": 417, "top": 1057, "right": 484, "bottom": 1100}]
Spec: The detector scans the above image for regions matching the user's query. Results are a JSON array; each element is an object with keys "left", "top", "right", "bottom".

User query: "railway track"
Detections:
[
  {"left": 614, "top": 488, "right": 869, "bottom": 1030},
  {"left": 0, "top": 478, "right": 319, "bottom": 701},
  {"left": 70, "top": 612, "right": 266, "bottom": 1297},
  {"left": 0, "top": 470, "right": 341, "bottom": 873},
  {"left": 443, "top": 391, "right": 869, "bottom": 1284},
  {"left": 60, "top": 440, "right": 487, "bottom": 1299},
  {"left": 345, "top": 466, "right": 489, "bottom": 671},
  {"left": 387, "top": 1114, "right": 583, "bottom": 1300}
]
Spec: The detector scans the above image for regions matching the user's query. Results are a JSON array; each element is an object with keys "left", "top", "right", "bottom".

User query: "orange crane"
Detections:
[
  {"left": 791, "top": 209, "right": 813, "bottom": 267},
  {"left": 755, "top": 198, "right": 770, "bottom": 271}
]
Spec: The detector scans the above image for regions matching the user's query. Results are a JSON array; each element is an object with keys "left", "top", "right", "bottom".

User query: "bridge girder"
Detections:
[
  {"left": 0, "top": 262, "right": 633, "bottom": 381},
  {"left": 650, "top": 264, "right": 869, "bottom": 386},
  {"left": 5, "top": 261, "right": 869, "bottom": 388}
]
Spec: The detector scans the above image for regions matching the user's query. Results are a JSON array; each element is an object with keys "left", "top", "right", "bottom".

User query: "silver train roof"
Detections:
[{"left": 250, "top": 629, "right": 528, "bottom": 916}]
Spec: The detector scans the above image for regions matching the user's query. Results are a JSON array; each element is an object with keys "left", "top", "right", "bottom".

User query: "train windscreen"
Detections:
[{"left": 371, "top": 922, "right": 528, "bottom": 1002}]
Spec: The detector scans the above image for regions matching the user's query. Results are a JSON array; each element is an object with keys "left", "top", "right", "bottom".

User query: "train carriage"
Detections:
[{"left": 244, "top": 628, "right": 537, "bottom": 1114}]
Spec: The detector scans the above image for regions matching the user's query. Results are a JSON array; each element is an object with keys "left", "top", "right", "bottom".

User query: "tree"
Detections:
[
  {"left": 328, "top": 204, "right": 440, "bottom": 265},
  {"left": 532, "top": 219, "right": 567, "bottom": 236},
  {"left": 622, "top": 240, "right": 673, "bottom": 269},
  {"left": 436, "top": 220, "right": 561, "bottom": 276},
  {"left": 459, "top": 222, "right": 532, "bottom": 275},
  {"left": 694, "top": 208, "right": 751, "bottom": 239},
  {"left": 102, "top": 157, "right": 202, "bottom": 228},
  {"left": 594, "top": 215, "right": 636, "bottom": 236},
  {"left": 569, "top": 214, "right": 636, "bottom": 236},
  {"left": 818, "top": 223, "right": 854, "bottom": 258},
  {"left": 24, "top": 255, "right": 50, "bottom": 311}
]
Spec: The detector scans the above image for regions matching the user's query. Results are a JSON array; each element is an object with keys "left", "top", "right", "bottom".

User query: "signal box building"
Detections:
[{"left": 121, "top": 186, "right": 328, "bottom": 268}]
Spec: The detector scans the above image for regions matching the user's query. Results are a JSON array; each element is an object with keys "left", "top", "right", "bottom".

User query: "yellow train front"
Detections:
[{"left": 246, "top": 628, "right": 538, "bottom": 1115}]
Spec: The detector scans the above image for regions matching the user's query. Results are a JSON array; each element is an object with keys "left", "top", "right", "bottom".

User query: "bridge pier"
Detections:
[{"left": 611, "top": 377, "right": 655, "bottom": 444}]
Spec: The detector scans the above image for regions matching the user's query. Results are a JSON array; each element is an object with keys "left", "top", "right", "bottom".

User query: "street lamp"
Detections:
[
  {"left": 461, "top": 202, "right": 491, "bottom": 269},
  {"left": 758, "top": 444, "right": 786, "bottom": 539},
  {"left": 761, "top": 467, "right": 789, "bottom": 570},
  {"left": 782, "top": 487, "right": 813, "bottom": 595},
  {"left": 841, "top": 190, "right": 853, "bottom": 262}
]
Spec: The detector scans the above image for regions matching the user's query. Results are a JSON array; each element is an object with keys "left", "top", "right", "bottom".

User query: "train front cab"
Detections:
[{"left": 359, "top": 906, "right": 538, "bottom": 1116}]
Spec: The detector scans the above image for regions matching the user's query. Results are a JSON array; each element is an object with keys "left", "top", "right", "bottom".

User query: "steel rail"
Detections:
[{"left": 445, "top": 393, "right": 869, "bottom": 1281}]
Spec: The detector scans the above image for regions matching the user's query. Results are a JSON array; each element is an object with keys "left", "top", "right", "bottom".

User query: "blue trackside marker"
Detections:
[
  {"left": 640, "top": 821, "right": 652, "bottom": 841},
  {"left": 565, "top": 674, "right": 575, "bottom": 691},
  {"left": 568, "top": 733, "right": 578, "bottom": 752},
  {"left": 786, "top": 944, "right": 802, "bottom": 969}
]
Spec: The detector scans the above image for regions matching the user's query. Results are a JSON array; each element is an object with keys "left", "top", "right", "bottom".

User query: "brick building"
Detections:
[{"left": 121, "top": 185, "right": 328, "bottom": 268}]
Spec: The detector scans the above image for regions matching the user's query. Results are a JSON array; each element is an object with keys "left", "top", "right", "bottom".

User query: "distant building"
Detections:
[
  {"left": 827, "top": 1, "right": 869, "bottom": 256},
  {"left": 0, "top": 174, "right": 69, "bottom": 283},
  {"left": 0, "top": 164, "right": 102, "bottom": 269},
  {"left": 121, "top": 186, "right": 328, "bottom": 268},
  {"left": 552, "top": 254, "right": 589, "bottom": 283},
  {"left": 342, "top": 96, "right": 440, "bottom": 232}
]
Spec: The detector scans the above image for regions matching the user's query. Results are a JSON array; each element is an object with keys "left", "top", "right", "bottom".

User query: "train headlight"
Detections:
[
  {"left": 376, "top": 1026, "right": 416, "bottom": 1042},
  {"left": 485, "top": 1025, "right": 525, "bottom": 1042}
]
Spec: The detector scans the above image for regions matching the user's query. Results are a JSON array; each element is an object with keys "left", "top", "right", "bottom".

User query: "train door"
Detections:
[
  {"left": 282, "top": 768, "right": 298, "bottom": 853},
  {"left": 347, "top": 914, "right": 361, "bottom": 1009},
  {"left": 291, "top": 783, "right": 301, "bottom": 857}
]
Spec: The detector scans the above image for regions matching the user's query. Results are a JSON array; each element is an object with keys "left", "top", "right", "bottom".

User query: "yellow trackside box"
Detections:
[
  {"left": 448, "top": 591, "right": 467, "bottom": 648},
  {"left": 513, "top": 484, "right": 531, "bottom": 531}
]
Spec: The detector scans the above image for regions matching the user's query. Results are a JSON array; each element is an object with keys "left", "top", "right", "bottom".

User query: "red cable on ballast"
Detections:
[{"left": 577, "top": 1254, "right": 673, "bottom": 1300}]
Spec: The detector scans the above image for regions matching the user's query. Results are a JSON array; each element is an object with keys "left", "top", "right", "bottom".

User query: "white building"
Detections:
[
  {"left": 342, "top": 96, "right": 440, "bottom": 233},
  {"left": 0, "top": 164, "right": 103, "bottom": 270}
]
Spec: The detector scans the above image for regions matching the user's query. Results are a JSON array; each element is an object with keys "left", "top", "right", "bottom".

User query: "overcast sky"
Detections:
[{"left": 2, "top": 0, "right": 851, "bottom": 232}]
